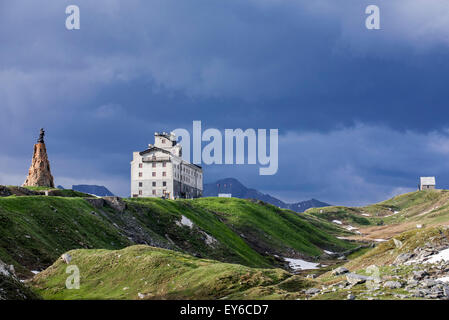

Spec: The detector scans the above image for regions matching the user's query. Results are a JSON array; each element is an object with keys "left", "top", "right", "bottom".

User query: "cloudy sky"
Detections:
[{"left": 1, "top": 0, "right": 449, "bottom": 205}]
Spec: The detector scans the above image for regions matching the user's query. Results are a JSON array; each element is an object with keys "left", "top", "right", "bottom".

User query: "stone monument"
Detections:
[{"left": 23, "top": 128, "right": 55, "bottom": 188}]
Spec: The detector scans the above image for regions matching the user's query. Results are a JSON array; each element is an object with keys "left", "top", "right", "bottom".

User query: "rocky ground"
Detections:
[
  {"left": 0, "top": 259, "right": 40, "bottom": 300},
  {"left": 302, "top": 231, "right": 449, "bottom": 300}
]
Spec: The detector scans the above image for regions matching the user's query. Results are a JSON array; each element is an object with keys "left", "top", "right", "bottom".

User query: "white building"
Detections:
[
  {"left": 131, "top": 132, "right": 203, "bottom": 199},
  {"left": 419, "top": 176, "right": 436, "bottom": 191}
]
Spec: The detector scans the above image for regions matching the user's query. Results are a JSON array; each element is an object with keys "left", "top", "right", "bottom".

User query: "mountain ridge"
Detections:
[{"left": 203, "top": 178, "right": 330, "bottom": 212}]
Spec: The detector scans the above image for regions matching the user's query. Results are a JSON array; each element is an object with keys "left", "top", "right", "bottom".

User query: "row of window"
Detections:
[
  {"left": 138, "top": 172, "right": 167, "bottom": 177},
  {"left": 138, "top": 181, "right": 167, "bottom": 187},
  {"left": 139, "top": 162, "right": 167, "bottom": 168},
  {"left": 138, "top": 189, "right": 166, "bottom": 196}
]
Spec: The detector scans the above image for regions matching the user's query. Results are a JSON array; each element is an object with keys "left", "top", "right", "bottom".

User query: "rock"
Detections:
[
  {"left": 413, "top": 270, "right": 428, "bottom": 280},
  {"left": 394, "top": 253, "right": 413, "bottom": 264},
  {"left": 383, "top": 281, "right": 402, "bottom": 289},
  {"left": 0, "top": 261, "right": 15, "bottom": 278},
  {"left": 347, "top": 294, "right": 355, "bottom": 300},
  {"left": 346, "top": 273, "right": 375, "bottom": 285},
  {"left": 393, "top": 238, "right": 403, "bottom": 249},
  {"left": 443, "top": 286, "right": 449, "bottom": 298},
  {"left": 22, "top": 130, "right": 55, "bottom": 188},
  {"left": 104, "top": 197, "right": 126, "bottom": 212},
  {"left": 138, "top": 293, "right": 145, "bottom": 299},
  {"left": 305, "top": 288, "right": 321, "bottom": 295},
  {"left": 332, "top": 267, "right": 349, "bottom": 276},
  {"left": 407, "top": 279, "right": 419, "bottom": 287},
  {"left": 61, "top": 253, "right": 72, "bottom": 264},
  {"left": 0, "top": 186, "right": 12, "bottom": 197},
  {"left": 421, "top": 279, "right": 437, "bottom": 288}
]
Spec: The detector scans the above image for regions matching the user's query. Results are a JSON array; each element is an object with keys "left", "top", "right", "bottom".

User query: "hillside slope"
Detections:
[
  {"left": 306, "top": 190, "right": 449, "bottom": 240},
  {"left": 0, "top": 188, "right": 354, "bottom": 278},
  {"left": 31, "top": 245, "right": 314, "bottom": 300}
]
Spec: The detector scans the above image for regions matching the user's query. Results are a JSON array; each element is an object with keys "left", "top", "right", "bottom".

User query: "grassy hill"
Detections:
[
  {"left": 31, "top": 245, "right": 314, "bottom": 300},
  {"left": 306, "top": 190, "right": 449, "bottom": 238},
  {"left": 0, "top": 196, "right": 133, "bottom": 277},
  {"left": 0, "top": 188, "right": 355, "bottom": 278},
  {"left": 188, "top": 198, "right": 353, "bottom": 257}
]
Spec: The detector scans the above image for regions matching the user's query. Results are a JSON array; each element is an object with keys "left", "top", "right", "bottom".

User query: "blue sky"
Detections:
[{"left": 1, "top": 0, "right": 449, "bottom": 205}]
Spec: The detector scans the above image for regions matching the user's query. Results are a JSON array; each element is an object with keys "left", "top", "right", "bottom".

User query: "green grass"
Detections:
[
  {"left": 188, "top": 198, "right": 355, "bottom": 257},
  {"left": 31, "top": 245, "right": 306, "bottom": 300},
  {"left": 21, "top": 186, "right": 55, "bottom": 191},
  {"left": 0, "top": 196, "right": 132, "bottom": 276},
  {"left": 306, "top": 190, "right": 449, "bottom": 228},
  {"left": 124, "top": 198, "right": 271, "bottom": 268},
  {"left": 0, "top": 194, "right": 357, "bottom": 278}
]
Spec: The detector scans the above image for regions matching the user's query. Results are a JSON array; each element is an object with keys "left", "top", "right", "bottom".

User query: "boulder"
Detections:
[
  {"left": 413, "top": 270, "right": 428, "bottom": 280},
  {"left": 305, "top": 288, "right": 321, "bottom": 295},
  {"left": 332, "top": 267, "right": 349, "bottom": 276},
  {"left": 394, "top": 253, "right": 413, "bottom": 264},
  {"left": 61, "top": 253, "right": 72, "bottom": 264},
  {"left": 383, "top": 281, "right": 402, "bottom": 289},
  {"left": 346, "top": 273, "right": 375, "bottom": 285},
  {"left": 104, "top": 197, "right": 126, "bottom": 212},
  {"left": 0, "top": 186, "right": 12, "bottom": 197}
]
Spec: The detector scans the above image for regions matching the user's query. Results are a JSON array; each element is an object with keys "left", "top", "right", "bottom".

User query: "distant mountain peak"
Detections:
[
  {"left": 72, "top": 185, "right": 114, "bottom": 197},
  {"left": 204, "top": 178, "right": 330, "bottom": 212}
]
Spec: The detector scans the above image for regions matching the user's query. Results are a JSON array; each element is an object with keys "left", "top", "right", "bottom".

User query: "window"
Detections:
[
  {"left": 152, "top": 163, "right": 156, "bottom": 168},
  {"left": 152, "top": 182, "right": 156, "bottom": 187},
  {"left": 139, "top": 163, "right": 143, "bottom": 168},
  {"left": 163, "top": 162, "right": 166, "bottom": 167},
  {"left": 152, "top": 190, "right": 156, "bottom": 195},
  {"left": 138, "top": 172, "right": 142, "bottom": 177},
  {"left": 152, "top": 172, "right": 156, "bottom": 177},
  {"left": 162, "top": 172, "right": 166, "bottom": 177},
  {"left": 139, "top": 190, "right": 142, "bottom": 195},
  {"left": 139, "top": 182, "right": 143, "bottom": 187},
  {"left": 162, "top": 139, "right": 165, "bottom": 144},
  {"left": 163, "top": 181, "right": 166, "bottom": 187}
]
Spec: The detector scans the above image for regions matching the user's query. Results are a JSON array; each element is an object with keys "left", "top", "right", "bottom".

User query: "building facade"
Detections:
[
  {"left": 131, "top": 132, "right": 203, "bottom": 199},
  {"left": 419, "top": 176, "right": 436, "bottom": 191}
]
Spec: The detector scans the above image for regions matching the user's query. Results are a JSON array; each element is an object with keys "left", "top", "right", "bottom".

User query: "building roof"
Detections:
[
  {"left": 139, "top": 146, "right": 171, "bottom": 156},
  {"left": 420, "top": 177, "right": 436, "bottom": 185}
]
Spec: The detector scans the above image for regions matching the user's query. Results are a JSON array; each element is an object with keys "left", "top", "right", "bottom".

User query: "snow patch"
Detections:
[
  {"left": 427, "top": 248, "right": 449, "bottom": 264},
  {"left": 324, "top": 250, "right": 334, "bottom": 255},
  {"left": 437, "top": 276, "right": 449, "bottom": 283},
  {"left": 204, "top": 233, "right": 217, "bottom": 246},
  {"left": 332, "top": 220, "right": 342, "bottom": 225},
  {"left": 180, "top": 216, "right": 194, "bottom": 228},
  {"left": 31, "top": 270, "right": 40, "bottom": 275},
  {"left": 362, "top": 213, "right": 370, "bottom": 217},
  {"left": 345, "top": 225, "right": 358, "bottom": 231},
  {"left": 284, "top": 257, "right": 319, "bottom": 271},
  {"left": 374, "top": 239, "right": 387, "bottom": 242}
]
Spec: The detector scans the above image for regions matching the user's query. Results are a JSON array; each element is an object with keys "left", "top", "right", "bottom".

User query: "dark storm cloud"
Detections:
[{"left": 1, "top": 0, "right": 449, "bottom": 202}]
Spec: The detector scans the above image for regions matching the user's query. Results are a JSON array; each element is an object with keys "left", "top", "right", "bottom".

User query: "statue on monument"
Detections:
[{"left": 38, "top": 128, "right": 45, "bottom": 143}]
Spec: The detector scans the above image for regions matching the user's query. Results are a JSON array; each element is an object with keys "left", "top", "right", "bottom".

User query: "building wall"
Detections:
[{"left": 131, "top": 134, "right": 203, "bottom": 199}]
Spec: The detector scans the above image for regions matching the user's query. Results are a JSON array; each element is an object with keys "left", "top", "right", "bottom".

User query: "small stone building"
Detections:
[{"left": 419, "top": 177, "right": 436, "bottom": 191}]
